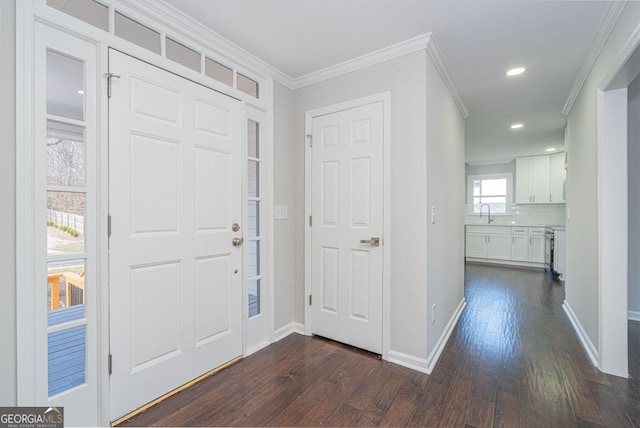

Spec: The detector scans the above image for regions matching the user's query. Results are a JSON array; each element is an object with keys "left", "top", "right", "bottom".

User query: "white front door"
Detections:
[
  {"left": 108, "top": 50, "right": 243, "bottom": 420},
  {"left": 309, "top": 100, "right": 384, "bottom": 353}
]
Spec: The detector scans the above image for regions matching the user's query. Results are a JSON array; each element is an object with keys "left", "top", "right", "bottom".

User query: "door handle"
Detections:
[
  {"left": 360, "top": 237, "right": 380, "bottom": 247},
  {"left": 232, "top": 237, "right": 244, "bottom": 247}
]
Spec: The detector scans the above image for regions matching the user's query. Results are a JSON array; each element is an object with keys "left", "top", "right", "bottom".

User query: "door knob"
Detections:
[
  {"left": 232, "top": 223, "right": 240, "bottom": 232},
  {"left": 232, "top": 237, "right": 244, "bottom": 247},
  {"left": 360, "top": 237, "right": 380, "bottom": 247}
]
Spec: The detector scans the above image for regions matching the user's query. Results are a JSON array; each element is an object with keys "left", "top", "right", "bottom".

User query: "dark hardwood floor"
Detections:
[{"left": 119, "top": 264, "right": 640, "bottom": 427}]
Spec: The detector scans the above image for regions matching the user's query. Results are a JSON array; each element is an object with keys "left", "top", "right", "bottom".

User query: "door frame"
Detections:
[
  {"left": 594, "top": 20, "right": 640, "bottom": 377},
  {"left": 303, "top": 92, "right": 391, "bottom": 360},
  {"left": 16, "top": 1, "right": 275, "bottom": 425}
]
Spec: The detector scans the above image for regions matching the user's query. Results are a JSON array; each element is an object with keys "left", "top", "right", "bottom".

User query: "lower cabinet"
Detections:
[
  {"left": 529, "top": 232, "right": 545, "bottom": 263},
  {"left": 511, "top": 234, "right": 529, "bottom": 261},
  {"left": 464, "top": 226, "right": 511, "bottom": 260},
  {"left": 466, "top": 225, "right": 546, "bottom": 266},
  {"left": 487, "top": 234, "right": 511, "bottom": 260}
]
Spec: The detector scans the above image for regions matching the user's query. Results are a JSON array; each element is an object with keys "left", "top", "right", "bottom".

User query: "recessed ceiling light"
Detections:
[
  {"left": 545, "top": 147, "right": 556, "bottom": 152},
  {"left": 510, "top": 123, "right": 524, "bottom": 129},
  {"left": 506, "top": 67, "right": 526, "bottom": 76},
  {"left": 77, "top": 90, "right": 84, "bottom": 95}
]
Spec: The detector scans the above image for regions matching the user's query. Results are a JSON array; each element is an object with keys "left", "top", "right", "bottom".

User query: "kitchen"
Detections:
[{"left": 464, "top": 149, "right": 567, "bottom": 280}]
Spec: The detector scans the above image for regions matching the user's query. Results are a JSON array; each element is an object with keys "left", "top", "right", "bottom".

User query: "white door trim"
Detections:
[
  {"left": 303, "top": 92, "right": 391, "bottom": 360},
  {"left": 593, "top": 21, "right": 640, "bottom": 378}
]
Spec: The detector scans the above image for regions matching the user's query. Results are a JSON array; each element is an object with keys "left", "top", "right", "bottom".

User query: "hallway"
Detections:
[{"left": 120, "top": 265, "right": 640, "bottom": 427}]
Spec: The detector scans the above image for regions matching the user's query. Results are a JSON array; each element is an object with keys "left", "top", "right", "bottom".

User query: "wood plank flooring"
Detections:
[{"left": 119, "top": 264, "right": 640, "bottom": 427}]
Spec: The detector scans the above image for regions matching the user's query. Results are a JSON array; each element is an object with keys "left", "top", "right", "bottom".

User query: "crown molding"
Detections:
[
  {"left": 600, "top": 15, "right": 640, "bottom": 90},
  {"left": 292, "top": 32, "right": 470, "bottom": 119},
  {"left": 562, "top": 1, "right": 627, "bottom": 115},
  {"left": 119, "top": 0, "right": 297, "bottom": 88},
  {"left": 292, "top": 33, "right": 432, "bottom": 89},
  {"left": 425, "top": 33, "right": 470, "bottom": 119}
]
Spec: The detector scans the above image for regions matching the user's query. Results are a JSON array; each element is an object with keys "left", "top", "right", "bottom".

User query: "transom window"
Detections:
[{"left": 468, "top": 174, "right": 512, "bottom": 215}]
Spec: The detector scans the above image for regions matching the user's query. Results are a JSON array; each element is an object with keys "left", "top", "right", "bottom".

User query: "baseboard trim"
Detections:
[
  {"left": 629, "top": 310, "right": 640, "bottom": 322},
  {"left": 563, "top": 300, "right": 599, "bottom": 368},
  {"left": 388, "top": 350, "right": 429, "bottom": 374},
  {"left": 245, "top": 340, "right": 270, "bottom": 357},
  {"left": 273, "top": 322, "right": 306, "bottom": 342},
  {"left": 426, "top": 298, "right": 467, "bottom": 373},
  {"left": 465, "top": 258, "right": 545, "bottom": 269}
]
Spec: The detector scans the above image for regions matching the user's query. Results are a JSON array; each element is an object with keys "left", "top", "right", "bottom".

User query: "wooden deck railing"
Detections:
[{"left": 47, "top": 271, "right": 85, "bottom": 310}]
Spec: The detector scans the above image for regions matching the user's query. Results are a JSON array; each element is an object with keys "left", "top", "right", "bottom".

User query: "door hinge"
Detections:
[
  {"left": 108, "top": 215, "right": 112, "bottom": 237},
  {"left": 105, "top": 72, "right": 121, "bottom": 98},
  {"left": 309, "top": 295, "right": 312, "bottom": 306},
  {"left": 306, "top": 133, "right": 313, "bottom": 147},
  {"left": 309, "top": 215, "right": 312, "bottom": 227},
  {"left": 108, "top": 354, "right": 112, "bottom": 375}
]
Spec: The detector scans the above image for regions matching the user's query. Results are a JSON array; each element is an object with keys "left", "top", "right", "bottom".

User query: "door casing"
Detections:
[{"left": 303, "top": 92, "right": 391, "bottom": 361}]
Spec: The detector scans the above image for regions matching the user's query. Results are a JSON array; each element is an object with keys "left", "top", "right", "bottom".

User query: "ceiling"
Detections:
[{"left": 163, "top": 0, "right": 612, "bottom": 164}]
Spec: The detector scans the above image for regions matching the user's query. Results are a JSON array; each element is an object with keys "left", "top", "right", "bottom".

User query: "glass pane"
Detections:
[
  {"left": 48, "top": 260, "right": 86, "bottom": 324},
  {"left": 248, "top": 279, "right": 260, "bottom": 318},
  {"left": 237, "top": 73, "right": 259, "bottom": 98},
  {"left": 248, "top": 240, "right": 260, "bottom": 278},
  {"left": 248, "top": 160, "right": 259, "bottom": 197},
  {"left": 247, "top": 201, "right": 259, "bottom": 237},
  {"left": 248, "top": 120, "right": 259, "bottom": 158},
  {"left": 47, "top": 0, "right": 109, "bottom": 31},
  {"left": 48, "top": 324, "right": 86, "bottom": 396},
  {"left": 205, "top": 57, "right": 233, "bottom": 86},
  {"left": 47, "top": 121, "right": 86, "bottom": 187},
  {"left": 482, "top": 178, "right": 507, "bottom": 196},
  {"left": 473, "top": 180, "right": 481, "bottom": 196},
  {"left": 47, "top": 192, "right": 85, "bottom": 255},
  {"left": 47, "top": 50, "right": 85, "bottom": 120},
  {"left": 166, "top": 37, "right": 201, "bottom": 72},
  {"left": 115, "top": 12, "right": 161, "bottom": 54}
]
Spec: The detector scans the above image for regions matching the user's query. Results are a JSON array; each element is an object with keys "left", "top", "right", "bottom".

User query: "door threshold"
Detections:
[{"left": 111, "top": 355, "right": 243, "bottom": 426}]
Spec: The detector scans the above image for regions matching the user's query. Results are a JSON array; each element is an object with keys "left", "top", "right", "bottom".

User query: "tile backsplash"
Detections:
[{"left": 465, "top": 204, "right": 566, "bottom": 226}]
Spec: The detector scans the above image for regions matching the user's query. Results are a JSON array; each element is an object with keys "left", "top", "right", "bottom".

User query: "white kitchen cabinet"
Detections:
[
  {"left": 487, "top": 234, "right": 512, "bottom": 260},
  {"left": 465, "top": 226, "right": 511, "bottom": 260},
  {"left": 511, "top": 227, "right": 529, "bottom": 261},
  {"left": 549, "top": 152, "right": 566, "bottom": 203},
  {"left": 516, "top": 155, "right": 550, "bottom": 204},
  {"left": 465, "top": 233, "right": 488, "bottom": 258},
  {"left": 529, "top": 227, "right": 546, "bottom": 262}
]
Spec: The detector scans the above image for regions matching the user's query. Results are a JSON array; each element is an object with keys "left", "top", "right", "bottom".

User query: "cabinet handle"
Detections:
[{"left": 530, "top": 237, "right": 532, "bottom": 245}]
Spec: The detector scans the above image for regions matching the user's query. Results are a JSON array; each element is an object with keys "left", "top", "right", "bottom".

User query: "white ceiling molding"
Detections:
[
  {"left": 600, "top": 19, "right": 640, "bottom": 91},
  {"left": 425, "top": 33, "right": 470, "bottom": 119},
  {"left": 119, "top": 0, "right": 297, "bottom": 88},
  {"left": 562, "top": 1, "right": 627, "bottom": 116},
  {"left": 465, "top": 158, "right": 515, "bottom": 167},
  {"left": 293, "top": 33, "right": 431, "bottom": 89}
]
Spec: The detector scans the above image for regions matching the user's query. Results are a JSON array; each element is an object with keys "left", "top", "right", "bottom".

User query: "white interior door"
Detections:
[
  {"left": 108, "top": 50, "right": 243, "bottom": 420},
  {"left": 310, "top": 101, "right": 384, "bottom": 353}
]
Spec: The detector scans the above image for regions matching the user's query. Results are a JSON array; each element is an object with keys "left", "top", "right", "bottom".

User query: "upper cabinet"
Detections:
[
  {"left": 549, "top": 152, "right": 566, "bottom": 203},
  {"left": 515, "top": 153, "right": 565, "bottom": 204}
]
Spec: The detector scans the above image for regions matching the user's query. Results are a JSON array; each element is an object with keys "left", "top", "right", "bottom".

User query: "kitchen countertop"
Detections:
[{"left": 465, "top": 223, "right": 566, "bottom": 229}]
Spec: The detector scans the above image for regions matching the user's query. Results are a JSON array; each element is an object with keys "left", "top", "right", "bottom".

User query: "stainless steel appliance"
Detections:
[{"left": 544, "top": 227, "right": 555, "bottom": 275}]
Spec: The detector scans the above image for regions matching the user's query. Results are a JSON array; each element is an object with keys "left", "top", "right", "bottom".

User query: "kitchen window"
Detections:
[{"left": 468, "top": 173, "right": 512, "bottom": 215}]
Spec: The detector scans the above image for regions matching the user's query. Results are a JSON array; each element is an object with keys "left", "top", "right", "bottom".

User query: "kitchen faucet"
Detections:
[{"left": 479, "top": 203, "right": 493, "bottom": 224}]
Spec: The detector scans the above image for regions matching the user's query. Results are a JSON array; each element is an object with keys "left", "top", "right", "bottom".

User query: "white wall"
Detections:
[
  {"left": 565, "top": 2, "right": 640, "bottom": 353},
  {"left": 293, "top": 49, "right": 465, "bottom": 362},
  {"left": 0, "top": 0, "right": 17, "bottom": 405},
  {"left": 273, "top": 82, "right": 296, "bottom": 330},
  {"left": 629, "top": 74, "right": 640, "bottom": 315},
  {"left": 425, "top": 55, "right": 466, "bottom": 355}
]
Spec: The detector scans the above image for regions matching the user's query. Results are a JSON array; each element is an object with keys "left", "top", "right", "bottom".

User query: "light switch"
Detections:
[
  {"left": 275, "top": 205, "right": 288, "bottom": 220},
  {"left": 431, "top": 206, "right": 436, "bottom": 224}
]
